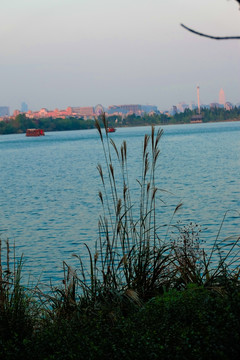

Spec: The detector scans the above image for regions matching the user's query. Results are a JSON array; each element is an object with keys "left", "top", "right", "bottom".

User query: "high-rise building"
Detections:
[
  {"left": 21, "top": 102, "right": 28, "bottom": 112},
  {"left": 177, "top": 102, "right": 189, "bottom": 113},
  {"left": 219, "top": 88, "right": 226, "bottom": 105},
  {"left": 0, "top": 106, "right": 10, "bottom": 116},
  {"left": 189, "top": 101, "right": 197, "bottom": 111},
  {"left": 170, "top": 106, "right": 178, "bottom": 115}
]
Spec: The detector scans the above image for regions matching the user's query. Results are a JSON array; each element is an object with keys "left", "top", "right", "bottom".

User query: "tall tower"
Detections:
[
  {"left": 219, "top": 88, "right": 226, "bottom": 105},
  {"left": 197, "top": 86, "right": 200, "bottom": 114}
]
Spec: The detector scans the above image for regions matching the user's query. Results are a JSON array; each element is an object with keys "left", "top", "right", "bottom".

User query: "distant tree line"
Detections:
[
  {"left": 0, "top": 114, "right": 96, "bottom": 135},
  {"left": 113, "top": 107, "right": 240, "bottom": 126},
  {"left": 1, "top": 107, "right": 240, "bottom": 135}
]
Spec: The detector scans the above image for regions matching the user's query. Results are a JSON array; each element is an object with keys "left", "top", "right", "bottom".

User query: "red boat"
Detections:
[
  {"left": 26, "top": 129, "right": 45, "bottom": 137},
  {"left": 107, "top": 127, "right": 116, "bottom": 133}
]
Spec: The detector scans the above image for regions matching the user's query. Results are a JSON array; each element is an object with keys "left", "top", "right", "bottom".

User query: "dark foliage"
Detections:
[{"left": 2, "top": 287, "right": 239, "bottom": 360}]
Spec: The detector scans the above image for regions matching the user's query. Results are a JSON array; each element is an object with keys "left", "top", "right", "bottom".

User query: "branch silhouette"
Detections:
[
  {"left": 181, "top": 1, "right": 240, "bottom": 40},
  {"left": 181, "top": 23, "right": 240, "bottom": 40}
]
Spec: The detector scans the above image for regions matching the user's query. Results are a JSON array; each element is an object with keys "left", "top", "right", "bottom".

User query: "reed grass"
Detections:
[
  {"left": 0, "top": 239, "right": 38, "bottom": 347},
  {"left": 77, "top": 115, "right": 175, "bottom": 303},
  {"left": 71, "top": 114, "right": 240, "bottom": 305},
  {"left": 171, "top": 217, "right": 240, "bottom": 292}
]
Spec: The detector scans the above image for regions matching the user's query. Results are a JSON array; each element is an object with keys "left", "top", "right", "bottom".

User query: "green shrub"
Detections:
[{"left": 122, "top": 286, "right": 240, "bottom": 359}]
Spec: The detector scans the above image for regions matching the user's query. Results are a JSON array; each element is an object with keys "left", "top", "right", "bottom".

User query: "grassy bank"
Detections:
[
  {"left": 1, "top": 118, "right": 240, "bottom": 359},
  {"left": 3, "top": 288, "right": 240, "bottom": 359},
  {"left": 1, "top": 251, "right": 240, "bottom": 360}
]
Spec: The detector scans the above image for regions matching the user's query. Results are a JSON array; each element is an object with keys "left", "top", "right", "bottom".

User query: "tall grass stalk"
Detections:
[
  {"left": 49, "top": 116, "right": 240, "bottom": 309},
  {"left": 76, "top": 115, "right": 175, "bottom": 302},
  {"left": 171, "top": 216, "right": 240, "bottom": 291},
  {"left": 0, "top": 239, "right": 37, "bottom": 343}
]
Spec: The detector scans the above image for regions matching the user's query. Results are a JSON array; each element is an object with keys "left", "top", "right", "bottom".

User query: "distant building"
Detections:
[
  {"left": 70, "top": 107, "right": 95, "bottom": 119},
  {"left": 141, "top": 105, "right": 158, "bottom": 113},
  {"left": 177, "top": 102, "right": 189, "bottom": 113},
  {"left": 163, "top": 111, "right": 171, "bottom": 117},
  {"left": 0, "top": 106, "right": 10, "bottom": 116},
  {"left": 25, "top": 107, "right": 73, "bottom": 119},
  {"left": 107, "top": 104, "right": 158, "bottom": 116},
  {"left": 191, "top": 114, "right": 203, "bottom": 123},
  {"left": 210, "top": 102, "right": 221, "bottom": 109},
  {"left": 39, "top": 108, "right": 49, "bottom": 117},
  {"left": 13, "top": 103, "right": 160, "bottom": 120},
  {"left": 219, "top": 88, "right": 226, "bottom": 105},
  {"left": 170, "top": 106, "right": 178, "bottom": 116},
  {"left": 13, "top": 110, "right": 20, "bottom": 117},
  {"left": 189, "top": 102, "right": 197, "bottom": 111},
  {"left": 201, "top": 104, "right": 210, "bottom": 110},
  {"left": 21, "top": 102, "right": 28, "bottom": 113},
  {"left": 108, "top": 104, "right": 142, "bottom": 115}
]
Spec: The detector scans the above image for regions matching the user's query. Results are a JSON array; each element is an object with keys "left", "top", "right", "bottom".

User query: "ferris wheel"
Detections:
[{"left": 95, "top": 104, "right": 104, "bottom": 116}]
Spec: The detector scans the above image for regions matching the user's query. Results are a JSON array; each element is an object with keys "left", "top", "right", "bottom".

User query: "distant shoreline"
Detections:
[
  {"left": 115, "top": 118, "right": 240, "bottom": 128},
  {"left": 1, "top": 111, "right": 240, "bottom": 135}
]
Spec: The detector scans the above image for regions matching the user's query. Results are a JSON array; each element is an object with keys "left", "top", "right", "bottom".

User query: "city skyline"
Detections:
[
  {"left": 0, "top": 87, "right": 235, "bottom": 121},
  {"left": 0, "top": 0, "right": 240, "bottom": 111},
  {"left": 4, "top": 86, "right": 237, "bottom": 116}
]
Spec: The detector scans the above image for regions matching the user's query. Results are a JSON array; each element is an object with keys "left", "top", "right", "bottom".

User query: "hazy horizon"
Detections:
[{"left": 1, "top": 0, "right": 240, "bottom": 112}]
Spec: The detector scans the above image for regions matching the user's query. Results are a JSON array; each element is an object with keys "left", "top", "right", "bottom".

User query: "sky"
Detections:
[{"left": 1, "top": 0, "right": 240, "bottom": 113}]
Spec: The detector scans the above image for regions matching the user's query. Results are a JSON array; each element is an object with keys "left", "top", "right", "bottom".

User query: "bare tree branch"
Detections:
[
  {"left": 181, "top": 23, "right": 240, "bottom": 40},
  {"left": 181, "top": 1, "right": 240, "bottom": 40}
]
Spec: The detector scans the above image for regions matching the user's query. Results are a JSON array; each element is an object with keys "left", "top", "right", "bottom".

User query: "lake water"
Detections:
[{"left": 1, "top": 122, "right": 240, "bottom": 283}]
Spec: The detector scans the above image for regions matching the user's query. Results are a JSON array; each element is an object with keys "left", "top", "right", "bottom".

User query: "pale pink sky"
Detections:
[{"left": 0, "top": 0, "right": 240, "bottom": 113}]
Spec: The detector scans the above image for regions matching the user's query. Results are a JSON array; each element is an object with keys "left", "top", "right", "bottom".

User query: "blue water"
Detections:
[{"left": 1, "top": 122, "right": 240, "bottom": 283}]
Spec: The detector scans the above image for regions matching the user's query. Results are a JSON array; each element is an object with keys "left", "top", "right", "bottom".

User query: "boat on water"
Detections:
[
  {"left": 107, "top": 127, "right": 116, "bottom": 133},
  {"left": 26, "top": 129, "right": 45, "bottom": 137}
]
